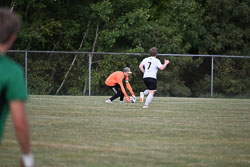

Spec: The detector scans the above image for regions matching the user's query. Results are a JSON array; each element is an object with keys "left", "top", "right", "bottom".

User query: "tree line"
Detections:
[{"left": 2, "top": 0, "right": 250, "bottom": 97}]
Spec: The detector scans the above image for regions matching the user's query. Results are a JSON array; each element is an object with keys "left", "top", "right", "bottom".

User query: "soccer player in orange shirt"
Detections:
[{"left": 105, "top": 67, "right": 135, "bottom": 103}]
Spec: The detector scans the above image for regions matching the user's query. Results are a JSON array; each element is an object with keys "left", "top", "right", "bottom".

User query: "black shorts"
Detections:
[{"left": 143, "top": 77, "right": 157, "bottom": 90}]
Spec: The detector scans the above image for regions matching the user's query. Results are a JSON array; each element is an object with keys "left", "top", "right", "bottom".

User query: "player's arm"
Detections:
[
  {"left": 10, "top": 101, "right": 30, "bottom": 154},
  {"left": 118, "top": 81, "right": 130, "bottom": 102},
  {"left": 10, "top": 101, "right": 34, "bottom": 167},
  {"left": 125, "top": 78, "right": 135, "bottom": 96},
  {"left": 118, "top": 80, "right": 128, "bottom": 97},
  {"left": 139, "top": 63, "right": 144, "bottom": 73},
  {"left": 159, "top": 59, "right": 170, "bottom": 70}
]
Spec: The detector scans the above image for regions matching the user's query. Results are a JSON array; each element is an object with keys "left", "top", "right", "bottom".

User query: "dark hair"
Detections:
[
  {"left": 0, "top": 8, "right": 21, "bottom": 44},
  {"left": 149, "top": 47, "right": 158, "bottom": 56}
]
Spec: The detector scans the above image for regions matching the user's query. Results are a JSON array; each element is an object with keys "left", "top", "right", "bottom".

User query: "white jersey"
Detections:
[{"left": 140, "top": 56, "right": 162, "bottom": 79}]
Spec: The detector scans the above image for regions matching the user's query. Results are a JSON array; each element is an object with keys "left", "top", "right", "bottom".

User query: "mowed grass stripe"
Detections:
[{"left": 0, "top": 95, "right": 249, "bottom": 167}]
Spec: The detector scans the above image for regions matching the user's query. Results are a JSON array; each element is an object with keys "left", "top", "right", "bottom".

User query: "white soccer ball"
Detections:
[{"left": 130, "top": 96, "right": 136, "bottom": 103}]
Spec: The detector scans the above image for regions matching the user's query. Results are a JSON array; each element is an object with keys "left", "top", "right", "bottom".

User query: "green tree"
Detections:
[
  {"left": 194, "top": 0, "right": 250, "bottom": 97},
  {"left": 2, "top": 0, "right": 250, "bottom": 97}
]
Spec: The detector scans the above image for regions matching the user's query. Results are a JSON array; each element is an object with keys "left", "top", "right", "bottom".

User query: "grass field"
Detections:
[{"left": 0, "top": 95, "right": 250, "bottom": 167}]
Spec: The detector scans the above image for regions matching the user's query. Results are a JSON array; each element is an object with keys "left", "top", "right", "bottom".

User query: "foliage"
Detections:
[{"left": 1, "top": 0, "right": 250, "bottom": 97}]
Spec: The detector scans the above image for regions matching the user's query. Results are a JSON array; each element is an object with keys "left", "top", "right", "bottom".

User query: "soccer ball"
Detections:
[{"left": 130, "top": 96, "right": 136, "bottom": 103}]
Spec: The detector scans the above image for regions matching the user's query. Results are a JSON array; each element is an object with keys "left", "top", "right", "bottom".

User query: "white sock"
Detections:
[
  {"left": 144, "top": 89, "right": 149, "bottom": 96},
  {"left": 145, "top": 93, "right": 153, "bottom": 106}
]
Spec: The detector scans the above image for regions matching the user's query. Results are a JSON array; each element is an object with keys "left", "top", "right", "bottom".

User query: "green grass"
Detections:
[{"left": 1, "top": 95, "right": 250, "bottom": 167}]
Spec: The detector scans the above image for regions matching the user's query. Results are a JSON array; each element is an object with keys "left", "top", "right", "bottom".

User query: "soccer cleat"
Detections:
[
  {"left": 105, "top": 99, "right": 112, "bottom": 103},
  {"left": 143, "top": 105, "right": 148, "bottom": 109},
  {"left": 140, "top": 92, "right": 144, "bottom": 103}
]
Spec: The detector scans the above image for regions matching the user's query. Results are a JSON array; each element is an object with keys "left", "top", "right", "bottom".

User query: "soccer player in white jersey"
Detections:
[{"left": 139, "top": 47, "right": 170, "bottom": 108}]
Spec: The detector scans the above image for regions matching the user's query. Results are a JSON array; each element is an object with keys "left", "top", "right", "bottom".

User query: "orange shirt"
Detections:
[{"left": 105, "top": 71, "right": 134, "bottom": 97}]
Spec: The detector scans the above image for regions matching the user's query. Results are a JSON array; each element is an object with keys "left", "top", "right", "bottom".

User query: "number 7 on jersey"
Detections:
[{"left": 148, "top": 62, "right": 151, "bottom": 69}]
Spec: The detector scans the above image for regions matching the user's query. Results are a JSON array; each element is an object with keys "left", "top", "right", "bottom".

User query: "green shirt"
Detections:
[{"left": 0, "top": 53, "right": 27, "bottom": 141}]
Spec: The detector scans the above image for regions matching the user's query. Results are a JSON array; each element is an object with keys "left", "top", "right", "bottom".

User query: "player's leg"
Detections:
[
  {"left": 144, "top": 89, "right": 149, "bottom": 95},
  {"left": 115, "top": 84, "right": 124, "bottom": 102},
  {"left": 142, "top": 78, "right": 157, "bottom": 108},
  {"left": 140, "top": 89, "right": 149, "bottom": 103},
  {"left": 106, "top": 85, "right": 120, "bottom": 103},
  {"left": 144, "top": 90, "right": 156, "bottom": 108},
  {"left": 110, "top": 86, "right": 120, "bottom": 101},
  {"left": 119, "top": 92, "right": 124, "bottom": 103},
  {"left": 140, "top": 78, "right": 150, "bottom": 103},
  {"left": 140, "top": 92, "right": 144, "bottom": 102}
]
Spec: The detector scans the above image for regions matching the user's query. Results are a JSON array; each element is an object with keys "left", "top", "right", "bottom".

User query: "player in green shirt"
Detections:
[
  {"left": 0, "top": 8, "right": 34, "bottom": 167},
  {"left": 0, "top": 53, "right": 28, "bottom": 139}
]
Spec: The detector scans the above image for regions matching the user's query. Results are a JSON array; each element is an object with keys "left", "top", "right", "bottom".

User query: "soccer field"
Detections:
[{"left": 0, "top": 95, "right": 250, "bottom": 167}]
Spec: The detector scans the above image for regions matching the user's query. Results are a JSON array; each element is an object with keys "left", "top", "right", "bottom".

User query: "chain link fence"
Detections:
[{"left": 7, "top": 50, "right": 250, "bottom": 98}]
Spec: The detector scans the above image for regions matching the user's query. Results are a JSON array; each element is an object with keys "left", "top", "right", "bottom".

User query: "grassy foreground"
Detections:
[{"left": 0, "top": 95, "right": 250, "bottom": 167}]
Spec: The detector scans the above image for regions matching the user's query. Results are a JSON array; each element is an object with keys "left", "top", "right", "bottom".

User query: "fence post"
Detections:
[
  {"left": 88, "top": 53, "right": 92, "bottom": 96},
  {"left": 25, "top": 50, "right": 28, "bottom": 89},
  {"left": 211, "top": 56, "right": 214, "bottom": 97}
]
